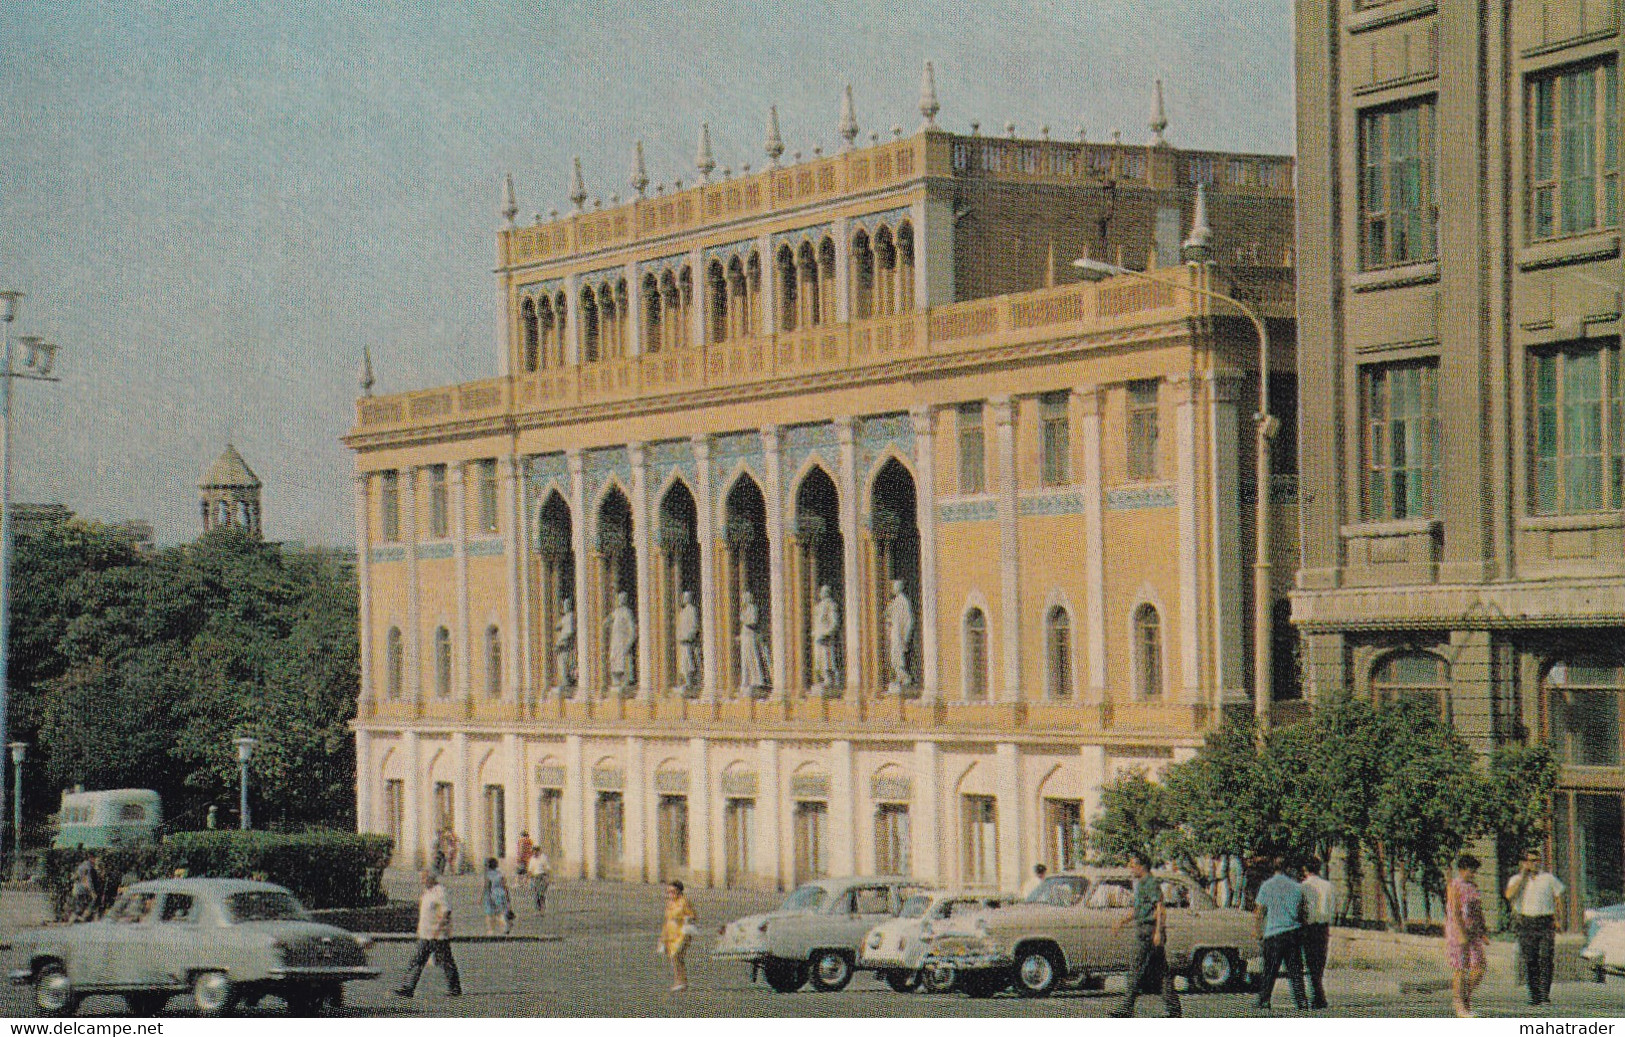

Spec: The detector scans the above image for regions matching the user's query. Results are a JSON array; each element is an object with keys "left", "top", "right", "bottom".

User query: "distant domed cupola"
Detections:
[{"left": 199, "top": 443, "right": 263, "bottom": 538}]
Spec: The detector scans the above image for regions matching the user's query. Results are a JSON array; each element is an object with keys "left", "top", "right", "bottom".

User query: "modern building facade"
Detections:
[
  {"left": 346, "top": 74, "right": 1296, "bottom": 891},
  {"left": 1294, "top": 0, "right": 1625, "bottom": 924}
]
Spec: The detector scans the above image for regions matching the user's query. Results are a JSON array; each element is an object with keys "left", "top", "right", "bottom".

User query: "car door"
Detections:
[
  {"left": 146, "top": 893, "right": 201, "bottom": 989},
  {"left": 840, "top": 885, "right": 897, "bottom": 950},
  {"left": 1078, "top": 878, "right": 1137, "bottom": 972},
  {"left": 104, "top": 892, "right": 159, "bottom": 988}
]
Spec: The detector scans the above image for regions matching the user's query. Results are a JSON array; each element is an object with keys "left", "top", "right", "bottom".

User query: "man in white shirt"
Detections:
[
  {"left": 395, "top": 871, "right": 462, "bottom": 998},
  {"left": 1020, "top": 863, "right": 1049, "bottom": 899},
  {"left": 1505, "top": 848, "right": 1565, "bottom": 1006},
  {"left": 1298, "top": 856, "right": 1337, "bottom": 1010}
]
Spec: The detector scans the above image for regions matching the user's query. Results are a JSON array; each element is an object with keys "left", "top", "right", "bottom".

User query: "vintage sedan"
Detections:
[
  {"left": 714, "top": 876, "right": 929, "bottom": 992},
  {"left": 924, "top": 869, "right": 1256, "bottom": 998},
  {"left": 9, "top": 878, "right": 378, "bottom": 1016},
  {"left": 858, "top": 890, "right": 1018, "bottom": 992}
]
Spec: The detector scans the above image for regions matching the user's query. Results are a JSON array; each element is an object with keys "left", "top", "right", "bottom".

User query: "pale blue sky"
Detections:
[{"left": 0, "top": 1, "right": 1292, "bottom": 545}]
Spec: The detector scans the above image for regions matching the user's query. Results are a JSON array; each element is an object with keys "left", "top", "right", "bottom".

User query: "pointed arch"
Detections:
[{"left": 520, "top": 297, "right": 539, "bottom": 372}]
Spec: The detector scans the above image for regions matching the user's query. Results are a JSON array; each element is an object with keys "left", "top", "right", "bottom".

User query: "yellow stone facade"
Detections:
[{"left": 346, "top": 123, "right": 1297, "bottom": 891}]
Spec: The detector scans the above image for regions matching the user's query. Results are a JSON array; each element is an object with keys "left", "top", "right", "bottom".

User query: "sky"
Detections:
[{"left": 0, "top": 1, "right": 1293, "bottom": 546}]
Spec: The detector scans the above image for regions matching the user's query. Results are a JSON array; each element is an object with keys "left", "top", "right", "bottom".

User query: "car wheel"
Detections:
[
  {"left": 1013, "top": 946, "right": 1062, "bottom": 998},
  {"left": 285, "top": 989, "right": 325, "bottom": 1016},
  {"left": 124, "top": 993, "right": 169, "bottom": 1017},
  {"left": 882, "top": 969, "right": 920, "bottom": 993},
  {"left": 921, "top": 962, "right": 958, "bottom": 993},
  {"left": 961, "top": 969, "right": 1010, "bottom": 998},
  {"left": 808, "top": 950, "right": 854, "bottom": 992},
  {"left": 1189, "top": 947, "right": 1242, "bottom": 993},
  {"left": 32, "top": 964, "right": 78, "bottom": 1017},
  {"left": 762, "top": 959, "right": 808, "bottom": 993},
  {"left": 192, "top": 971, "right": 236, "bottom": 1017}
]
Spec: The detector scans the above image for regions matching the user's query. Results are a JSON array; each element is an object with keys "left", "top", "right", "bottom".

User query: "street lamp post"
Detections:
[
  {"left": 234, "top": 737, "right": 258, "bottom": 830},
  {"left": 8, "top": 741, "right": 23, "bottom": 879},
  {"left": 1074, "top": 247, "right": 1277, "bottom": 736}
]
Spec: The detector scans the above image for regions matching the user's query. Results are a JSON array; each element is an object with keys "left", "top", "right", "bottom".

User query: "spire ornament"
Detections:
[
  {"left": 568, "top": 156, "right": 587, "bottom": 211},
  {"left": 359, "top": 345, "right": 375, "bottom": 398},
  {"left": 1182, "top": 182, "right": 1213, "bottom": 262},
  {"left": 630, "top": 140, "right": 649, "bottom": 197},
  {"left": 501, "top": 172, "right": 518, "bottom": 227},
  {"left": 838, "top": 84, "right": 859, "bottom": 150},
  {"left": 695, "top": 122, "right": 716, "bottom": 181},
  {"left": 765, "top": 105, "right": 785, "bottom": 166},
  {"left": 1150, "top": 78, "right": 1169, "bottom": 146},
  {"left": 918, "top": 60, "right": 940, "bottom": 129}
]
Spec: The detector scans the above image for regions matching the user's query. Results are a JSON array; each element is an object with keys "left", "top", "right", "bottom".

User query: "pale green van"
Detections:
[{"left": 51, "top": 789, "right": 162, "bottom": 849}]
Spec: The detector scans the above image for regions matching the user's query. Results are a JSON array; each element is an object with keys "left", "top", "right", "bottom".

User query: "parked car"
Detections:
[
  {"left": 923, "top": 869, "right": 1256, "bottom": 998},
  {"left": 52, "top": 789, "right": 161, "bottom": 849},
  {"left": 858, "top": 890, "right": 1018, "bottom": 992},
  {"left": 1582, "top": 904, "right": 1625, "bottom": 982},
  {"left": 714, "top": 876, "right": 929, "bottom": 992},
  {"left": 9, "top": 878, "right": 378, "bottom": 1017}
]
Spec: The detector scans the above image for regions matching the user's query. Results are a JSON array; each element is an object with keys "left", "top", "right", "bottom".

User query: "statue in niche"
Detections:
[
  {"left": 811, "top": 583, "right": 841, "bottom": 694},
  {"left": 675, "top": 589, "right": 701, "bottom": 694},
  {"left": 738, "top": 590, "right": 770, "bottom": 696},
  {"left": 554, "top": 597, "right": 577, "bottom": 691},
  {"left": 885, "top": 578, "right": 915, "bottom": 694},
  {"left": 605, "top": 589, "right": 637, "bottom": 693}
]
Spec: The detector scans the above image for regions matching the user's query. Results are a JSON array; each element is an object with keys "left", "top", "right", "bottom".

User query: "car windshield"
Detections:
[
  {"left": 779, "top": 886, "right": 827, "bottom": 913},
  {"left": 226, "top": 890, "right": 307, "bottom": 923},
  {"left": 900, "top": 894, "right": 932, "bottom": 919},
  {"left": 1026, "top": 876, "right": 1089, "bottom": 906}
]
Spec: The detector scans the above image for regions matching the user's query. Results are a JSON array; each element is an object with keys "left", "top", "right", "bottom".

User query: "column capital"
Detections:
[
  {"left": 629, "top": 440, "right": 648, "bottom": 466},
  {"left": 691, "top": 433, "right": 711, "bottom": 460},
  {"left": 989, "top": 394, "right": 1015, "bottom": 425},
  {"left": 450, "top": 463, "right": 467, "bottom": 486},
  {"left": 567, "top": 448, "right": 585, "bottom": 476},
  {"left": 833, "top": 414, "right": 855, "bottom": 445},
  {"left": 1072, "top": 384, "right": 1103, "bottom": 416},
  {"left": 355, "top": 471, "right": 371, "bottom": 488},
  {"left": 761, "top": 424, "right": 780, "bottom": 450},
  {"left": 909, "top": 404, "right": 935, "bottom": 436}
]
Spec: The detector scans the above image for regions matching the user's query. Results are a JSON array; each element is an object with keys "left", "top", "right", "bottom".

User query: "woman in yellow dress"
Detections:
[{"left": 660, "top": 880, "right": 699, "bottom": 992}]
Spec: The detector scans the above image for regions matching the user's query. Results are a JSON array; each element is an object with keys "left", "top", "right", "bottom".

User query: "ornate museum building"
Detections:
[{"left": 345, "top": 69, "right": 1298, "bottom": 889}]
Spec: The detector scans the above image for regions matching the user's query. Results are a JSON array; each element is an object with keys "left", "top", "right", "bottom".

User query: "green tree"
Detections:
[{"left": 1088, "top": 769, "right": 1192, "bottom": 872}]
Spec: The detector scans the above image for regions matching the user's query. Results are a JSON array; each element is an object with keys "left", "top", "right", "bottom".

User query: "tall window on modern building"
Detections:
[
  {"left": 1545, "top": 656, "right": 1623, "bottom": 768},
  {"left": 1134, "top": 604, "right": 1163, "bottom": 699},
  {"left": 1361, "top": 360, "right": 1441, "bottom": 520},
  {"left": 428, "top": 464, "right": 449, "bottom": 538},
  {"left": 1533, "top": 342, "right": 1624, "bottom": 514},
  {"left": 485, "top": 625, "right": 502, "bottom": 699},
  {"left": 1530, "top": 60, "right": 1619, "bottom": 240},
  {"left": 1046, "top": 606, "right": 1073, "bottom": 698},
  {"left": 961, "top": 795, "right": 998, "bottom": 887},
  {"left": 1372, "top": 651, "right": 1451, "bottom": 721},
  {"left": 1127, "top": 380, "right": 1160, "bottom": 480},
  {"left": 1040, "top": 391, "right": 1070, "bottom": 486},
  {"left": 385, "top": 626, "right": 403, "bottom": 700},
  {"left": 958, "top": 403, "right": 986, "bottom": 494},
  {"left": 963, "top": 609, "right": 989, "bottom": 701},
  {"left": 433, "top": 626, "right": 452, "bottom": 698},
  {"left": 1359, "top": 98, "right": 1438, "bottom": 268},
  {"left": 380, "top": 470, "right": 400, "bottom": 542},
  {"left": 477, "top": 459, "right": 499, "bottom": 534}
]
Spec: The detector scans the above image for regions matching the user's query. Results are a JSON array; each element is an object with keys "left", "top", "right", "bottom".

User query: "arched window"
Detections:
[
  {"left": 1134, "top": 604, "right": 1163, "bottom": 700},
  {"left": 778, "top": 246, "right": 798, "bottom": 331},
  {"left": 386, "top": 627, "right": 403, "bottom": 700},
  {"left": 433, "top": 626, "right": 452, "bottom": 698},
  {"left": 581, "top": 287, "right": 600, "bottom": 362},
  {"left": 707, "top": 261, "right": 728, "bottom": 343},
  {"left": 746, "top": 251, "right": 762, "bottom": 334},
  {"left": 521, "top": 298, "right": 539, "bottom": 373},
  {"left": 678, "top": 267, "right": 694, "bottom": 348},
  {"left": 553, "top": 292, "right": 568, "bottom": 367},
  {"left": 642, "top": 274, "right": 661, "bottom": 354},
  {"left": 874, "top": 226, "right": 896, "bottom": 317},
  {"left": 1372, "top": 651, "right": 1450, "bottom": 720},
  {"left": 964, "top": 609, "right": 989, "bottom": 702},
  {"left": 1544, "top": 656, "right": 1623, "bottom": 767},
  {"left": 486, "top": 625, "right": 502, "bottom": 699},
  {"left": 852, "top": 229, "right": 874, "bottom": 320},
  {"left": 817, "top": 237, "right": 837, "bottom": 324},
  {"left": 597, "top": 283, "right": 617, "bottom": 359},
  {"left": 1047, "top": 606, "right": 1073, "bottom": 699},
  {"left": 897, "top": 222, "right": 916, "bottom": 311},
  {"left": 537, "top": 296, "right": 557, "bottom": 369}
]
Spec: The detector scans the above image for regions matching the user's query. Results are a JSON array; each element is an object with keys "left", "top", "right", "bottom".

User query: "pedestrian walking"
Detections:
[
  {"left": 1109, "top": 851, "right": 1181, "bottom": 1018},
  {"left": 1446, "top": 854, "right": 1489, "bottom": 1018},
  {"left": 659, "top": 880, "right": 699, "bottom": 993},
  {"left": 530, "top": 850, "right": 551, "bottom": 915},
  {"left": 1505, "top": 847, "right": 1565, "bottom": 1006},
  {"left": 394, "top": 871, "right": 462, "bottom": 999},
  {"left": 515, "top": 831, "right": 535, "bottom": 890},
  {"left": 482, "top": 857, "right": 513, "bottom": 935},
  {"left": 1299, "top": 856, "right": 1337, "bottom": 1010},
  {"left": 1254, "top": 856, "right": 1308, "bottom": 1011},
  {"left": 67, "top": 856, "right": 102, "bottom": 922}
]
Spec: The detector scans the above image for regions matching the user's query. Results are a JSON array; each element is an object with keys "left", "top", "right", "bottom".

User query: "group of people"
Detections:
[{"left": 1446, "top": 848, "right": 1566, "bottom": 1017}]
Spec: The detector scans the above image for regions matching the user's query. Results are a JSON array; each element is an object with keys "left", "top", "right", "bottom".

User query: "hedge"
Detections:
[{"left": 44, "top": 830, "right": 393, "bottom": 916}]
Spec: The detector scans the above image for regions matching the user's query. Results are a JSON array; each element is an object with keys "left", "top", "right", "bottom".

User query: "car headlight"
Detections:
[{"left": 868, "top": 932, "right": 882, "bottom": 949}]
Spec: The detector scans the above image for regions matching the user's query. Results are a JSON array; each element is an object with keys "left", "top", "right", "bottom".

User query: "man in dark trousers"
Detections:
[
  {"left": 1254, "top": 856, "right": 1308, "bottom": 1011},
  {"left": 1110, "top": 850, "right": 1182, "bottom": 1018},
  {"left": 1298, "top": 856, "right": 1337, "bottom": 1010},
  {"left": 1505, "top": 848, "right": 1565, "bottom": 1006},
  {"left": 395, "top": 871, "right": 462, "bottom": 999}
]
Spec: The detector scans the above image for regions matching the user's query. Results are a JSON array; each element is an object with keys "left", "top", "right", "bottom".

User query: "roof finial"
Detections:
[
  {"left": 695, "top": 122, "right": 716, "bottom": 182},
  {"left": 1182, "top": 182, "right": 1213, "bottom": 261},
  {"left": 765, "top": 105, "right": 785, "bottom": 166},
  {"left": 501, "top": 172, "right": 518, "bottom": 227},
  {"left": 918, "top": 60, "right": 940, "bottom": 130},
  {"left": 838, "top": 84, "right": 859, "bottom": 150},
  {"left": 568, "top": 156, "right": 587, "bottom": 211},
  {"left": 1150, "top": 78, "right": 1169, "bottom": 146},
  {"left": 630, "top": 140, "right": 649, "bottom": 197},
  {"left": 359, "top": 345, "right": 375, "bottom": 398}
]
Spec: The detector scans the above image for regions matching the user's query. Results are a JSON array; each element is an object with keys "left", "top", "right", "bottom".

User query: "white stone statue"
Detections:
[
  {"left": 811, "top": 583, "right": 841, "bottom": 692},
  {"left": 675, "top": 589, "right": 701, "bottom": 693},
  {"left": 738, "top": 590, "right": 770, "bottom": 695},
  {"left": 605, "top": 590, "right": 637, "bottom": 692},
  {"left": 554, "top": 597, "right": 577, "bottom": 689},
  {"left": 884, "top": 578, "right": 914, "bottom": 693}
]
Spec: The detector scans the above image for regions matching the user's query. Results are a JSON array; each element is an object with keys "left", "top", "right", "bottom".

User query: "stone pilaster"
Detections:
[
  {"left": 502, "top": 456, "right": 523, "bottom": 703},
  {"left": 1077, "top": 388, "right": 1107, "bottom": 703},
  {"left": 835, "top": 416, "right": 861, "bottom": 695},
  {"left": 992, "top": 397, "right": 1021, "bottom": 702},
  {"left": 694, "top": 436, "right": 718, "bottom": 701},
  {"left": 452, "top": 464, "right": 470, "bottom": 704},
  {"left": 631, "top": 443, "right": 653, "bottom": 699},
  {"left": 763, "top": 427, "right": 789, "bottom": 697},
  {"left": 1174, "top": 375, "right": 1201, "bottom": 703},
  {"left": 911, "top": 406, "right": 939, "bottom": 701}
]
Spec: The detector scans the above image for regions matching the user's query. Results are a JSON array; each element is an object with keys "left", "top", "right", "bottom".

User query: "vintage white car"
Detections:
[
  {"left": 9, "top": 878, "right": 377, "bottom": 1016},
  {"left": 923, "top": 869, "right": 1256, "bottom": 998},
  {"left": 1582, "top": 915, "right": 1625, "bottom": 980},
  {"left": 713, "top": 876, "right": 929, "bottom": 992},
  {"left": 858, "top": 890, "right": 1018, "bottom": 991}
]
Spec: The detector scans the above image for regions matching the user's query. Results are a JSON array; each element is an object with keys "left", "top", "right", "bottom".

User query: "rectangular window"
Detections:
[
  {"left": 380, "top": 471, "right": 400, "bottom": 542},
  {"left": 1040, "top": 391, "right": 1071, "bottom": 486},
  {"left": 1360, "top": 360, "right": 1441, "bottom": 520},
  {"left": 1127, "top": 380, "right": 1160, "bottom": 480},
  {"left": 874, "top": 804, "right": 911, "bottom": 876},
  {"left": 1360, "top": 99, "right": 1438, "bottom": 268},
  {"left": 483, "top": 784, "right": 506, "bottom": 861},
  {"left": 724, "top": 798, "right": 755, "bottom": 888},
  {"left": 384, "top": 779, "right": 405, "bottom": 854},
  {"left": 536, "top": 788, "right": 563, "bottom": 862},
  {"left": 793, "top": 801, "right": 829, "bottom": 885},
  {"left": 433, "top": 781, "right": 455, "bottom": 836},
  {"left": 958, "top": 403, "right": 986, "bottom": 494},
  {"left": 657, "top": 795, "right": 690, "bottom": 881},
  {"left": 428, "top": 464, "right": 449, "bottom": 538},
  {"left": 1533, "top": 342, "right": 1624, "bottom": 514},
  {"left": 477, "top": 459, "right": 499, "bottom": 534},
  {"left": 962, "top": 795, "right": 999, "bottom": 887},
  {"left": 1044, "top": 799, "right": 1085, "bottom": 871},
  {"left": 1531, "top": 60, "right": 1619, "bottom": 240}
]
